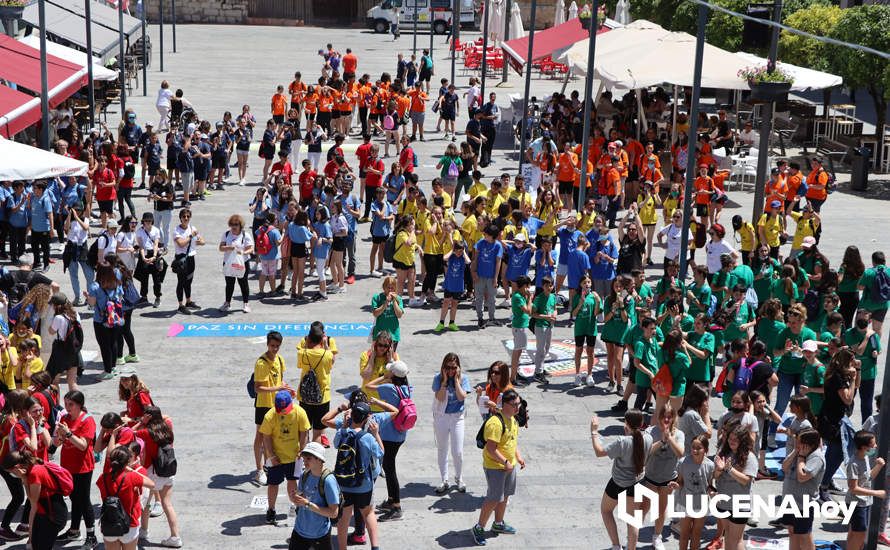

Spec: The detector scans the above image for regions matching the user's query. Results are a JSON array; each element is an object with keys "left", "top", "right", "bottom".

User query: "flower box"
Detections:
[{"left": 747, "top": 80, "right": 792, "bottom": 103}]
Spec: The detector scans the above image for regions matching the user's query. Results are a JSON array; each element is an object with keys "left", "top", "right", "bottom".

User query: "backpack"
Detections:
[
  {"left": 42, "top": 462, "right": 72, "bottom": 529},
  {"left": 392, "top": 386, "right": 417, "bottom": 432},
  {"left": 871, "top": 267, "right": 890, "bottom": 303},
  {"left": 796, "top": 179, "right": 808, "bottom": 197},
  {"left": 103, "top": 289, "right": 124, "bottom": 329},
  {"left": 731, "top": 358, "right": 761, "bottom": 393},
  {"left": 801, "top": 289, "right": 821, "bottom": 321},
  {"left": 476, "top": 413, "right": 504, "bottom": 449},
  {"left": 300, "top": 468, "right": 342, "bottom": 515},
  {"left": 447, "top": 160, "right": 459, "bottom": 179},
  {"left": 255, "top": 226, "right": 272, "bottom": 256},
  {"left": 298, "top": 351, "right": 326, "bottom": 405},
  {"left": 100, "top": 474, "right": 131, "bottom": 537},
  {"left": 153, "top": 443, "right": 178, "bottom": 477},
  {"left": 86, "top": 233, "right": 109, "bottom": 269},
  {"left": 706, "top": 294, "right": 719, "bottom": 317},
  {"left": 383, "top": 114, "right": 395, "bottom": 131},
  {"left": 422, "top": 56, "right": 433, "bottom": 70},
  {"left": 333, "top": 428, "right": 368, "bottom": 488},
  {"left": 63, "top": 318, "right": 84, "bottom": 352},
  {"left": 382, "top": 233, "right": 400, "bottom": 264},
  {"left": 246, "top": 373, "right": 257, "bottom": 399},
  {"left": 825, "top": 171, "right": 837, "bottom": 194},
  {"left": 122, "top": 160, "right": 136, "bottom": 180},
  {"left": 412, "top": 150, "right": 418, "bottom": 168},
  {"left": 40, "top": 389, "right": 64, "bottom": 434}
]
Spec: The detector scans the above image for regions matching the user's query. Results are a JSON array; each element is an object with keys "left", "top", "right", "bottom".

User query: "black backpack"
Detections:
[
  {"left": 122, "top": 160, "right": 136, "bottom": 180},
  {"left": 64, "top": 318, "right": 84, "bottom": 352},
  {"left": 333, "top": 429, "right": 368, "bottom": 489},
  {"left": 86, "top": 233, "right": 110, "bottom": 269},
  {"left": 871, "top": 267, "right": 890, "bottom": 303},
  {"left": 298, "top": 351, "right": 326, "bottom": 405},
  {"left": 100, "top": 475, "right": 131, "bottom": 537},
  {"left": 476, "top": 413, "right": 504, "bottom": 449},
  {"left": 40, "top": 389, "right": 64, "bottom": 434},
  {"left": 153, "top": 444, "right": 177, "bottom": 478}
]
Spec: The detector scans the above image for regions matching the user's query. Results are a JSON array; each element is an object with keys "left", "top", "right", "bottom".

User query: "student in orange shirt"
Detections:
[
  {"left": 804, "top": 156, "right": 830, "bottom": 212},
  {"left": 315, "top": 78, "right": 333, "bottom": 134},
  {"left": 602, "top": 156, "right": 622, "bottom": 228},
  {"left": 303, "top": 86, "right": 318, "bottom": 123},
  {"left": 693, "top": 163, "right": 714, "bottom": 228},
  {"left": 408, "top": 83, "right": 428, "bottom": 142},
  {"left": 623, "top": 136, "right": 645, "bottom": 204},
  {"left": 342, "top": 47, "right": 358, "bottom": 79},
  {"left": 271, "top": 85, "right": 287, "bottom": 130},
  {"left": 557, "top": 142, "right": 579, "bottom": 212},
  {"left": 288, "top": 72, "right": 307, "bottom": 116},
  {"left": 571, "top": 155, "right": 594, "bottom": 214},
  {"left": 395, "top": 91, "right": 412, "bottom": 141},
  {"left": 784, "top": 161, "right": 804, "bottom": 212},
  {"left": 764, "top": 167, "right": 788, "bottom": 209},
  {"left": 608, "top": 141, "right": 630, "bottom": 207},
  {"left": 639, "top": 148, "right": 665, "bottom": 196}
]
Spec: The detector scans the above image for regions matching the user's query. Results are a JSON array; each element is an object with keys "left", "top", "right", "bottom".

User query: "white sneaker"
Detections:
[
  {"left": 338, "top": 286, "right": 347, "bottom": 294},
  {"left": 150, "top": 500, "right": 163, "bottom": 517},
  {"left": 238, "top": 179, "right": 245, "bottom": 186},
  {"left": 371, "top": 270, "right": 382, "bottom": 277},
  {"left": 139, "top": 529, "right": 150, "bottom": 541},
  {"left": 255, "top": 469, "right": 266, "bottom": 485},
  {"left": 498, "top": 299, "right": 510, "bottom": 308},
  {"left": 652, "top": 536, "right": 665, "bottom": 550},
  {"left": 574, "top": 374, "right": 584, "bottom": 387},
  {"left": 328, "top": 286, "right": 339, "bottom": 294},
  {"left": 408, "top": 297, "right": 423, "bottom": 308},
  {"left": 585, "top": 374, "right": 595, "bottom": 387},
  {"left": 242, "top": 303, "right": 251, "bottom": 313},
  {"left": 496, "top": 287, "right": 505, "bottom": 297},
  {"left": 160, "top": 536, "right": 183, "bottom": 548},
  {"left": 219, "top": 302, "right": 230, "bottom": 312}
]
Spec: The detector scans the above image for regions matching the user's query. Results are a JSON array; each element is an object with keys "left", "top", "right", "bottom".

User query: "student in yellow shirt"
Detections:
[
  {"left": 662, "top": 181, "right": 683, "bottom": 224},
  {"left": 393, "top": 215, "right": 423, "bottom": 308},
  {"left": 0, "top": 336, "right": 18, "bottom": 392},
  {"left": 10, "top": 318, "right": 41, "bottom": 355},
  {"left": 486, "top": 179, "right": 506, "bottom": 217},
  {"left": 468, "top": 172, "right": 488, "bottom": 200},
  {"left": 460, "top": 200, "right": 478, "bottom": 244},
  {"left": 297, "top": 327, "right": 336, "bottom": 445},
  {"left": 260, "top": 390, "right": 310, "bottom": 521},
  {"left": 359, "top": 332, "right": 400, "bottom": 410},
  {"left": 636, "top": 181, "right": 662, "bottom": 265},
  {"left": 252, "top": 331, "right": 288, "bottom": 484},
  {"left": 14, "top": 339, "right": 43, "bottom": 391},
  {"left": 397, "top": 184, "right": 420, "bottom": 219},
  {"left": 509, "top": 176, "right": 532, "bottom": 211},
  {"left": 534, "top": 188, "right": 560, "bottom": 247},
  {"left": 731, "top": 214, "right": 757, "bottom": 266},
  {"left": 757, "top": 200, "right": 785, "bottom": 259},
  {"left": 431, "top": 179, "right": 453, "bottom": 214},
  {"left": 420, "top": 205, "right": 445, "bottom": 303},
  {"left": 789, "top": 203, "right": 820, "bottom": 255},
  {"left": 576, "top": 198, "right": 597, "bottom": 233}
]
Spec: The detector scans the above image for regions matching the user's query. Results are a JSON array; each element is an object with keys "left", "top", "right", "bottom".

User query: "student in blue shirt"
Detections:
[
  {"left": 369, "top": 188, "right": 394, "bottom": 276},
  {"left": 8, "top": 181, "right": 29, "bottom": 266},
  {"left": 566, "top": 235, "right": 592, "bottom": 315},
  {"left": 29, "top": 181, "right": 54, "bottom": 272},
  {"left": 287, "top": 210, "right": 313, "bottom": 300},
  {"left": 431, "top": 352, "right": 472, "bottom": 494},
  {"left": 504, "top": 233, "right": 533, "bottom": 299},
  {"left": 473, "top": 225, "right": 504, "bottom": 328},
  {"left": 290, "top": 442, "right": 341, "bottom": 549},
  {"left": 311, "top": 207, "right": 332, "bottom": 301},
  {"left": 321, "top": 400, "right": 385, "bottom": 550},
  {"left": 437, "top": 241, "right": 468, "bottom": 332},
  {"left": 255, "top": 213, "right": 282, "bottom": 297},
  {"left": 0, "top": 182, "right": 10, "bottom": 260},
  {"left": 555, "top": 217, "right": 584, "bottom": 295},
  {"left": 534, "top": 238, "right": 557, "bottom": 293},
  {"left": 588, "top": 219, "right": 619, "bottom": 298},
  {"left": 336, "top": 179, "right": 363, "bottom": 282}
]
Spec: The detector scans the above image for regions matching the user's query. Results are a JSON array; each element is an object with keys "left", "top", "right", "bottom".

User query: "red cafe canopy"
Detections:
[
  {"left": 501, "top": 18, "right": 610, "bottom": 75},
  {"left": 0, "top": 34, "right": 88, "bottom": 137}
]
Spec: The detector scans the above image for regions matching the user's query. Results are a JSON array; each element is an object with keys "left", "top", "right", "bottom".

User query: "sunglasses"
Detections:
[{"left": 490, "top": 369, "right": 501, "bottom": 375}]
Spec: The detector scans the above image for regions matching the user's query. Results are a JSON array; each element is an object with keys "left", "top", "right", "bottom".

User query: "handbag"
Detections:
[
  {"left": 223, "top": 251, "right": 246, "bottom": 278},
  {"left": 171, "top": 234, "right": 192, "bottom": 275}
]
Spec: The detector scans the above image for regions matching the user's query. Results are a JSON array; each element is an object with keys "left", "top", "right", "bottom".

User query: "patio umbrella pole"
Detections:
[
  {"left": 118, "top": 0, "right": 126, "bottom": 114},
  {"left": 451, "top": 0, "right": 458, "bottom": 84},
  {"left": 171, "top": 0, "right": 176, "bottom": 53},
  {"left": 501, "top": 0, "right": 510, "bottom": 84},
  {"left": 85, "top": 0, "right": 95, "bottom": 128},
  {"left": 141, "top": 2, "right": 147, "bottom": 96},
  {"left": 38, "top": 0, "right": 50, "bottom": 150},
  {"left": 480, "top": 0, "right": 490, "bottom": 98},
  {"left": 752, "top": 0, "right": 782, "bottom": 222},
  {"left": 678, "top": 1, "right": 707, "bottom": 279},
  {"left": 518, "top": 0, "right": 537, "bottom": 170},
  {"left": 159, "top": 0, "right": 164, "bottom": 72},
  {"left": 413, "top": 6, "right": 417, "bottom": 55},
  {"left": 577, "top": 0, "right": 599, "bottom": 209}
]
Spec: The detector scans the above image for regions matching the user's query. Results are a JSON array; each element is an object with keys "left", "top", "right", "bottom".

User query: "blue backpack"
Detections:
[
  {"left": 334, "top": 429, "right": 369, "bottom": 488},
  {"left": 871, "top": 267, "right": 890, "bottom": 303}
]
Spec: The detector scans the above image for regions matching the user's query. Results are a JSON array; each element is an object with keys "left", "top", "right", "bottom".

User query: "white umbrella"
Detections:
[
  {"left": 510, "top": 1, "right": 526, "bottom": 38},
  {"left": 490, "top": 0, "right": 505, "bottom": 44},
  {"left": 614, "top": 0, "right": 631, "bottom": 25},
  {"left": 554, "top": 0, "right": 566, "bottom": 26},
  {"left": 568, "top": 1, "right": 579, "bottom": 20},
  {"left": 0, "top": 137, "right": 88, "bottom": 181}
]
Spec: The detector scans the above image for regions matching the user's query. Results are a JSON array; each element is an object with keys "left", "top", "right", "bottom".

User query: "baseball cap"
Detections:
[
  {"left": 274, "top": 390, "right": 294, "bottom": 414},
  {"left": 801, "top": 340, "right": 818, "bottom": 352},
  {"left": 386, "top": 360, "right": 409, "bottom": 378},
  {"left": 144, "top": 122, "right": 154, "bottom": 128},
  {"left": 106, "top": 219, "right": 119, "bottom": 229},
  {"left": 351, "top": 401, "right": 371, "bottom": 422},
  {"left": 801, "top": 236, "right": 816, "bottom": 249},
  {"left": 300, "top": 441, "right": 326, "bottom": 462},
  {"left": 49, "top": 292, "right": 68, "bottom": 306},
  {"left": 770, "top": 200, "right": 782, "bottom": 209},
  {"left": 513, "top": 233, "right": 527, "bottom": 242}
]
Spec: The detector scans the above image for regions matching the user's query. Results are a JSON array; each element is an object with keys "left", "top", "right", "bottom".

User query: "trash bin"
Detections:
[{"left": 851, "top": 146, "right": 870, "bottom": 191}]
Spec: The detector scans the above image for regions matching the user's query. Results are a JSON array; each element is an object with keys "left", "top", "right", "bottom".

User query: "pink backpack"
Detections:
[{"left": 393, "top": 386, "right": 417, "bottom": 432}]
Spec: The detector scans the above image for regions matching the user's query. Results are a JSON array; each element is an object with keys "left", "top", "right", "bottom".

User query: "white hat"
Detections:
[
  {"left": 300, "top": 441, "right": 326, "bottom": 462},
  {"left": 513, "top": 233, "right": 527, "bottom": 242},
  {"left": 801, "top": 340, "right": 818, "bottom": 352},
  {"left": 386, "top": 360, "right": 409, "bottom": 378}
]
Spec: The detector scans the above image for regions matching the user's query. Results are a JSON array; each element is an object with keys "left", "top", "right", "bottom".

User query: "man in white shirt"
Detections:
[
  {"left": 738, "top": 120, "right": 758, "bottom": 147},
  {"left": 463, "top": 77, "right": 481, "bottom": 119}
]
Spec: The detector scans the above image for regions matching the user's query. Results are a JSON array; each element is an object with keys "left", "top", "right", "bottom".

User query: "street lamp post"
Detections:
[
  {"left": 85, "top": 0, "right": 95, "bottom": 128},
  {"left": 37, "top": 0, "right": 49, "bottom": 150},
  {"left": 501, "top": 0, "right": 511, "bottom": 84},
  {"left": 751, "top": 0, "right": 783, "bottom": 223},
  {"left": 480, "top": 0, "right": 490, "bottom": 98},
  {"left": 117, "top": 0, "right": 126, "bottom": 114},
  {"left": 141, "top": 2, "right": 147, "bottom": 95},
  {"left": 171, "top": 0, "right": 176, "bottom": 52},
  {"left": 451, "top": 0, "right": 459, "bottom": 84},
  {"left": 159, "top": 0, "right": 164, "bottom": 72},
  {"left": 518, "top": 0, "right": 538, "bottom": 170},
  {"left": 577, "top": 0, "right": 600, "bottom": 210}
]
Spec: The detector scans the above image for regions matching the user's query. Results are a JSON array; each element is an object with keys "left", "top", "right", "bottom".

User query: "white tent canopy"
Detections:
[
  {"left": 557, "top": 20, "right": 842, "bottom": 92},
  {"left": 0, "top": 137, "right": 88, "bottom": 181},
  {"left": 18, "top": 36, "right": 118, "bottom": 82},
  {"left": 735, "top": 52, "right": 842, "bottom": 92}
]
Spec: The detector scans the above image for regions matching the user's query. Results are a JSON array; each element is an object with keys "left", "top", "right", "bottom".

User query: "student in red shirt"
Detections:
[
  {"left": 0, "top": 390, "right": 28, "bottom": 539},
  {"left": 362, "top": 144, "right": 385, "bottom": 221},
  {"left": 119, "top": 373, "right": 153, "bottom": 426},
  {"left": 2, "top": 450, "right": 75, "bottom": 549},
  {"left": 133, "top": 406, "right": 179, "bottom": 547},
  {"left": 93, "top": 155, "right": 118, "bottom": 230},
  {"left": 95, "top": 446, "right": 155, "bottom": 548},
  {"left": 52, "top": 390, "right": 97, "bottom": 547},
  {"left": 269, "top": 151, "right": 294, "bottom": 187},
  {"left": 12, "top": 397, "right": 51, "bottom": 462},
  {"left": 115, "top": 143, "right": 137, "bottom": 221},
  {"left": 298, "top": 159, "right": 317, "bottom": 206},
  {"left": 398, "top": 135, "right": 416, "bottom": 175},
  {"left": 355, "top": 133, "right": 373, "bottom": 200}
]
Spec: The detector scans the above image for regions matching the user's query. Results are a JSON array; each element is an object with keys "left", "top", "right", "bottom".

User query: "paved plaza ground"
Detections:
[{"left": 35, "top": 24, "right": 890, "bottom": 550}]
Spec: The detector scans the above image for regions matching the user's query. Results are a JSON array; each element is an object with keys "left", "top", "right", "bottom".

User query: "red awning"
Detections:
[
  {"left": 0, "top": 34, "right": 88, "bottom": 138},
  {"left": 0, "top": 85, "right": 41, "bottom": 138},
  {"left": 501, "top": 18, "right": 610, "bottom": 75}
]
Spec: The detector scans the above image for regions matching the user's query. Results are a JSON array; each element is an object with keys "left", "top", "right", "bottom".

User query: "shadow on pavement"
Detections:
[
  {"left": 220, "top": 513, "right": 273, "bottom": 536},
  {"left": 208, "top": 472, "right": 257, "bottom": 494}
]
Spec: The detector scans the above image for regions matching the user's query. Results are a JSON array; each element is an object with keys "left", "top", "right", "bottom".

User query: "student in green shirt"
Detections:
[
  {"left": 836, "top": 245, "right": 865, "bottom": 328},
  {"left": 771, "top": 304, "right": 817, "bottom": 431},
  {"left": 844, "top": 310, "right": 882, "bottom": 420},
  {"left": 653, "top": 259, "right": 685, "bottom": 306},
  {"left": 857, "top": 251, "right": 890, "bottom": 334},
  {"left": 770, "top": 264, "right": 799, "bottom": 310},
  {"left": 532, "top": 277, "right": 558, "bottom": 381},
  {"left": 818, "top": 312, "right": 843, "bottom": 364},
  {"left": 751, "top": 245, "right": 780, "bottom": 306},
  {"left": 603, "top": 277, "right": 635, "bottom": 403},
  {"left": 710, "top": 255, "right": 737, "bottom": 307},
  {"left": 799, "top": 340, "right": 826, "bottom": 415},
  {"left": 656, "top": 295, "right": 695, "bottom": 336},
  {"left": 571, "top": 275, "right": 601, "bottom": 388},
  {"left": 509, "top": 275, "right": 533, "bottom": 384},
  {"left": 632, "top": 269, "right": 654, "bottom": 316},
  {"left": 755, "top": 299, "right": 786, "bottom": 365},
  {"left": 806, "top": 292, "right": 839, "bottom": 332},
  {"left": 371, "top": 276, "right": 404, "bottom": 348},
  {"left": 721, "top": 284, "right": 756, "bottom": 344},
  {"left": 661, "top": 329, "right": 691, "bottom": 411},
  {"left": 684, "top": 314, "right": 716, "bottom": 390},
  {"left": 629, "top": 317, "right": 660, "bottom": 412},
  {"left": 686, "top": 265, "right": 712, "bottom": 317}
]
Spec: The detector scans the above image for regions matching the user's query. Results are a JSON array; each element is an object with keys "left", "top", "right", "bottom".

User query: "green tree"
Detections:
[
  {"left": 670, "top": 0, "right": 748, "bottom": 52},
  {"left": 779, "top": 5, "right": 842, "bottom": 71},
  {"left": 825, "top": 5, "right": 890, "bottom": 162}
]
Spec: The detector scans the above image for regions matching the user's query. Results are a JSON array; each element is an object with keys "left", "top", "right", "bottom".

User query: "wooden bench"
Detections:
[{"left": 815, "top": 137, "right": 849, "bottom": 174}]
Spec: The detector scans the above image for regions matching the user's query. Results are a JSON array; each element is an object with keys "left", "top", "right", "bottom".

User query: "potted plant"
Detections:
[
  {"left": 0, "top": 0, "right": 31, "bottom": 21},
  {"left": 579, "top": 4, "right": 592, "bottom": 29},
  {"left": 739, "top": 64, "right": 794, "bottom": 103}
]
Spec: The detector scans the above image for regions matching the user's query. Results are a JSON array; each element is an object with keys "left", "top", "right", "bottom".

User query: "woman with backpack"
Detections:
[
  {"left": 53, "top": 390, "right": 97, "bottom": 548},
  {"left": 106, "top": 255, "right": 140, "bottom": 366},
  {"left": 133, "top": 406, "right": 180, "bottom": 548},
  {"left": 86, "top": 264, "right": 124, "bottom": 380},
  {"left": 383, "top": 100, "right": 401, "bottom": 158},
  {"left": 95, "top": 445, "right": 155, "bottom": 550},
  {"left": 2, "top": 449, "right": 74, "bottom": 550},
  {"left": 363, "top": 360, "right": 413, "bottom": 521},
  {"left": 46, "top": 293, "right": 82, "bottom": 392},
  {"left": 436, "top": 143, "right": 462, "bottom": 192},
  {"left": 0, "top": 389, "right": 29, "bottom": 540}
]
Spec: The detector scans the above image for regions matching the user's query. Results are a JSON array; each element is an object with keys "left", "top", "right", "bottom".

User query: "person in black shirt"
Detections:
[
  {"left": 465, "top": 110, "right": 484, "bottom": 161},
  {"left": 616, "top": 206, "right": 646, "bottom": 275},
  {"left": 817, "top": 348, "right": 858, "bottom": 502},
  {"left": 150, "top": 171, "right": 176, "bottom": 251},
  {"left": 479, "top": 93, "right": 499, "bottom": 167}
]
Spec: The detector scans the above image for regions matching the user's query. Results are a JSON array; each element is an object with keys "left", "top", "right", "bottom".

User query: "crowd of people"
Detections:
[{"left": 3, "top": 33, "right": 890, "bottom": 550}]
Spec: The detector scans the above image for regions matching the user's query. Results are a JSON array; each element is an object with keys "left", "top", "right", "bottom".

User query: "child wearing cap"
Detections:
[
  {"left": 259, "top": 390, "right": 311, "bottom": 526},
  {"left": 290, "top": 441, "right": 341, "bottom": 548}
]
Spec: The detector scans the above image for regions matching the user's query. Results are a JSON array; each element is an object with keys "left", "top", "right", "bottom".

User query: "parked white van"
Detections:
[{"left": 366, "top": 0, "right": 478, "bottom": 35}]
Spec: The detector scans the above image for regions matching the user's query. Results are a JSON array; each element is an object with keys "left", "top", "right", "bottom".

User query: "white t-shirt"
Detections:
[
  {"left": 331, "top": 214, "right": 348, "bottom": 236},
  {"left": 173, "top": 224, "right": 198, "bottom": 256},
  {"left": 96, "top": 231, "right": 117, "bottom": 262},
  {"left": 659, "top": 223, "right": 690, "bottom": 261},
  {"left": 136, "top": 226, "right": 161, "bottom": 252},
  {"left": 220, "top": 230, "right": 253, "bottom": 254},
  {"left": 156, "top": 87, "right": 174, "bottom": 109},
  {"left": 465, "top": 85, "right": 481, "bottom": 110},
  {"left": 705, "top": 239, "right": 736, "bottom": 274},
  {"left": 116, "top": 231, "right": 136, "bottom": 253},
  {"left": 50, "top": 314, "right": 69, "bottom": 342},
  {"left": 66, "top": 222, "right": 88, "bottom": 245}
]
